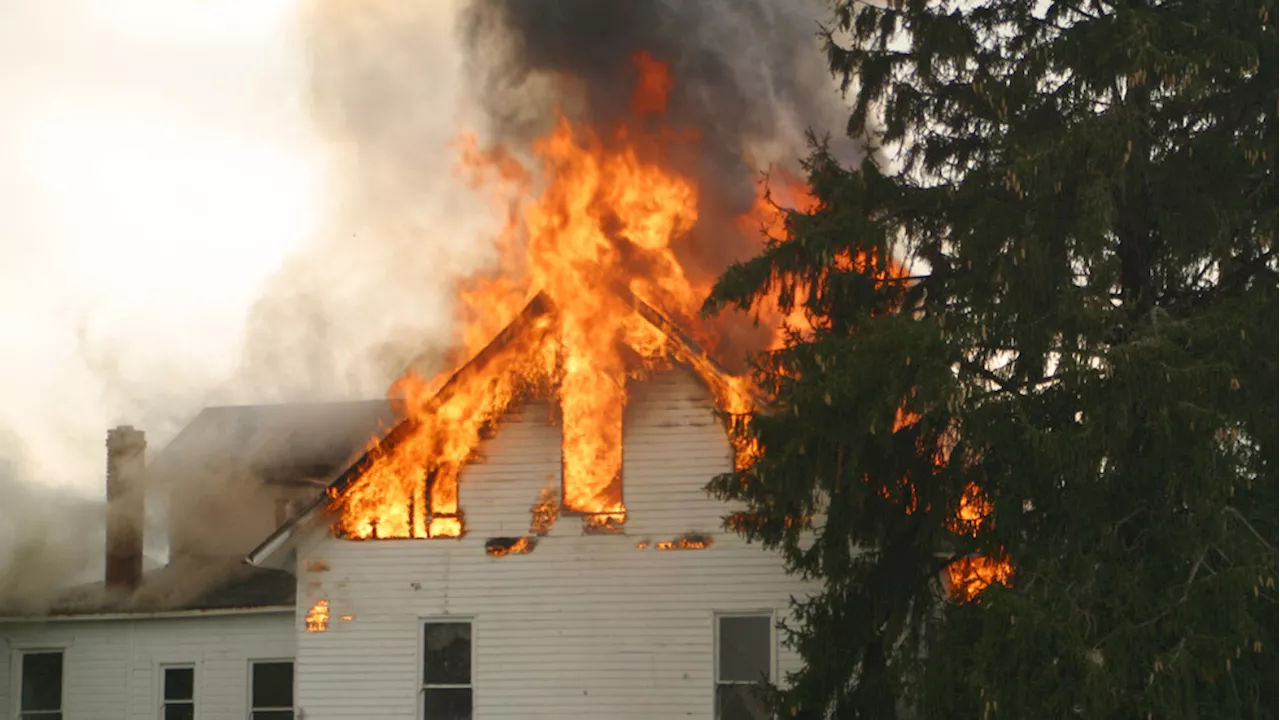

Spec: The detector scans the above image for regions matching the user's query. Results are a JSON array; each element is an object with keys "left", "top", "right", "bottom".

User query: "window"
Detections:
[
  {"left": 18, "top": 651, "right": 63, "bottom": 719},
  {"left": 249, "top": 661, "right": 294, "bottom": 720},
  {"left": 716, "top": 614, "right": 773, "bottom": 720},
  {"left": 161, "top": 665, "right": 195, "bottom": 720},
  {"left": 422, "top": 621, "right": 472, "bottom": 720}
]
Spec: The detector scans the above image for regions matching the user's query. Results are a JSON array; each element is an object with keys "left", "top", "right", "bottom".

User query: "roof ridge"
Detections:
[{"left": 244, "top": 288, "right": 758, "bottom": 565}]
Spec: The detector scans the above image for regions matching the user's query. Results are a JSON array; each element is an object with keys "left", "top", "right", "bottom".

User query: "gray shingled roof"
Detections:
[{"left": 1, "top": 399, "right": 399, "bottom": 619}]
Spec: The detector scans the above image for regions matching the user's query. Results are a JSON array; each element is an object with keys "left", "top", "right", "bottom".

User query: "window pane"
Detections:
[
  {"left": 424, "top": 687, "right": 472, "bottom": 720},
  {"left": 164, "top": 667, "right": 194, "bottom": 701},
  {"left": 716, "top": 683, "right": 770, "bottom": 720},
  {"left": 20, "top": 652, "right": 63, "bottom": 711},
  {"left": 250, "top": 712, "right": 294, "bottom": 720},
  {"left": 163, "top": 704, "right": 195, "bottom": 720},
  {"left": 251, "top": 661, "right": 294, "bottom": 708},
  {"left": 718, "top": 616, "right": 771, "bottom": 683},
  {"left": 423, "top": 622, "right": 471, "bottom": 685}
]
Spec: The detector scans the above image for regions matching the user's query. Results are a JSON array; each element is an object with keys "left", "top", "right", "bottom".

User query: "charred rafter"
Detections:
[
  {"left": 256, "top": 285, "right": 767, "bottom": 553},
  {"left": 311, "top": 293, "right": 554, "bottom": 535}
]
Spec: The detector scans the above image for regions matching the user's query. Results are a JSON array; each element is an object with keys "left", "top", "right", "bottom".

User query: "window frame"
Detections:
[
  {"left": 713, "top": 611, "right": 776, "bottom": 720},
  {"left": 13, "top": 647, "right": 65, "bottom": 720},
  {"left": 246, "top": 658, "right": 295, "bottom": 719},
  {"left": 419, "top": 616, "right": 476, "bottom": 720},
  {"left": 157, "top": 662, "right": 197, "bottom": 720}
]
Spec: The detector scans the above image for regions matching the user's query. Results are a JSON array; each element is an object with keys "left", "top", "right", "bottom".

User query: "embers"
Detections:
[
  {"left": 485, "top": 536, "right": 538, "bottom": 557},
  {"left": 486, "top": 485, "right": 560, "bottom": 559},
  {"left": 582, "top": 512, "right": 626, "bottom": 534},
  {"left": 529, "top": 487, "right": 559, "bottom": 536},
  {"left": 652, "top": 533, "right": 713, "bottom": 551}
]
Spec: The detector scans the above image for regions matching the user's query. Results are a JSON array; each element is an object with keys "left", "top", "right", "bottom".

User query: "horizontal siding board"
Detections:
[
  {"left": 0, "top": 612, "right": 293, "bottom": 720},
  {"left": 296, "top": 369, "right": 815, "bottom": 719},
  {"left": 1, "top": 370, "right": 812, "bottom": 720}
]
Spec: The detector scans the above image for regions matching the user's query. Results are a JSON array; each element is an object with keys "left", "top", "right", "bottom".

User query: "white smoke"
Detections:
[
  {"left": 0, "top": 0, "right": 334, "bottom": 605},
  {"left": 232, "top": 0, "right": 507, "bottom": 402}
]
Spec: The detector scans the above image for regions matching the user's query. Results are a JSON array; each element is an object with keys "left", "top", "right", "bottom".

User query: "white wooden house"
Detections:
[{"left": 0, "top": 305, "right": 814, "bottom": 719}]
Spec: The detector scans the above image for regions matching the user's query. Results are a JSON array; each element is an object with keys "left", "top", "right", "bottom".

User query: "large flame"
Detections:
[
  {"left": 336, "top": 52, "right": 710, "bottom": 538},
  {"left": 331, "top": 49, "right": 1013, "bottom": 604}
]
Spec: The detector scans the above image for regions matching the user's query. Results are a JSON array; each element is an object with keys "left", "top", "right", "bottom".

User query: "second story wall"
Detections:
[{"left": 291, "top": 368, "right": 817, "bottom": 719}]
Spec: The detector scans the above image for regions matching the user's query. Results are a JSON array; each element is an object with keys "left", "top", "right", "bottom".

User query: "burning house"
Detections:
[
  {"left": 0, "top": 11, "right": 829, "bottom": 716},
  {"left": 0, "top": 296, "right": 812, "bottom": 719},
  {"left": 1, "top": 2, "right": 1010, "bottom": 717}
]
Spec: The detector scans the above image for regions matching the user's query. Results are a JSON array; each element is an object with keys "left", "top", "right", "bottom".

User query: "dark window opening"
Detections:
[
  {"left": 19, "top": 651, "right": 63, "bottom": 720},
  {"left": 250, "top": 660, "right": 294, "bottom": 720},
  {"left": 423, "top": 621, "right": 472, "bottom": 720},
  {"left": 162, "top": 665, "right": 195, "bottom": 720},
  {"left": 716, "top": 614, "right": 772, "bottom": 720}
]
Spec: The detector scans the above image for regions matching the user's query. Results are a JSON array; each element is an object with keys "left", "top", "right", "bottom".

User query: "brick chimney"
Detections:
[{"left": 106, "top": 425, "right": 146, "bottom": 591}]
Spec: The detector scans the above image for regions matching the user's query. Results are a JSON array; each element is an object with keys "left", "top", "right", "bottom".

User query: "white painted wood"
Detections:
[
  {"left": 293, "top": 369, "right": 817, "bottom": 719},
  {"left": 0, "top": 368, "right": 816, "bottom": 720},
  {"left": 0, "top": 611, "right": 293, "bottom": 720}
]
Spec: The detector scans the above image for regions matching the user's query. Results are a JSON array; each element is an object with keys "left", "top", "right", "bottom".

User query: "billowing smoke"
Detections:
[
  {"left": 238, "top": 0, "right": 854, "bottom": 391},
  {"left": 0, "top": 0, "right": 854, "bottom": 610},
  {"left": 233, "top": 0, "right": 497, "bottom": 403},
  {"left": 461, "top": 0, "right": 853, "bottom": 214},
  {"left": 457, "top": 0, "right": 855, "bottom": 362},
  {"left": 0, "top": 427, "right": 108, "bottom": 614}
]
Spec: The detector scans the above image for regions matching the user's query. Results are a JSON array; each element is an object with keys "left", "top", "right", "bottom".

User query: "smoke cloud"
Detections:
[
  {"left": 1, "top": 0, "right": 854, "bottom": 609},
  {"left": 0, "top": 426, "right": 124, "bottom": 614},
  {"left": 458, "top": 0, "right": 854, "bottom": 283},
  {"left": 0, "top": 0, "right": 322, "bottom": 610},
  {"left": 232, "top": 0, "right": 497, "bottom": 402},
  {"left": 240, "top": 0, "right": 856, "bottom": 391}
]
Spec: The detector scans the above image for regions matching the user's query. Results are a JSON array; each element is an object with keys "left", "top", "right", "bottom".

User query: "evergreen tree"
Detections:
[{"left": 706, "top": 0, "right": 1276, "bottom": 717}]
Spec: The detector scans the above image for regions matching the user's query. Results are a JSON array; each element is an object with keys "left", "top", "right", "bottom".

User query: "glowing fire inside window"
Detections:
[{"left": 305, "top": 600, "right": 330, "bottom": 633}]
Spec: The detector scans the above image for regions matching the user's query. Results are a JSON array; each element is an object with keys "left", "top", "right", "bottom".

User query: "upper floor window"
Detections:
[
  {"left": 716, "top": 614, "right": 773, "bottom": 720},
  {"left": 249, "top": 660, "right": 294, "bottom": 720},
  {"left": 18, "top": 650, "right": 63, "bottom": 719},
  {"left": 161, "top": 665, "right": 195, "bottom": 720},
  {"left": 423, "top": 620, "right": 472, "bottom": 720}
]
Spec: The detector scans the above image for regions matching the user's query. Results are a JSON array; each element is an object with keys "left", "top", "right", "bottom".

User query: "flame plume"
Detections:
[
  {"left": 329, "top": 45, "right": 1013, "bottom": 603},
  {"left": 336, "top": 53, "right": 721, "bottom": 538}
]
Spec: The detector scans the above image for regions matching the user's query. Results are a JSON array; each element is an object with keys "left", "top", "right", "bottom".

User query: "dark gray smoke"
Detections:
[{"left": 459, "top": 0, "right": 856, "bottom": 298}]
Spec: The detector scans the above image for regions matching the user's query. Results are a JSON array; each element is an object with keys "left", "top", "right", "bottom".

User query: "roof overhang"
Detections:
[{"left": 0, "top": 605, "right": 294, "bottom": 624}]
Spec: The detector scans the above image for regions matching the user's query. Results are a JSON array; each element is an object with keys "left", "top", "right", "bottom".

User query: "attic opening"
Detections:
[{"left": 559, "top": 364, "right": 626, "bottom": 532}]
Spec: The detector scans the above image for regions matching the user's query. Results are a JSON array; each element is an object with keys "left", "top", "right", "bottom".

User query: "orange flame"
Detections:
[
  {"left": 947, "top": 555, "right": 1014, "bottom": 603},
  {"left": 630, "top": 50, "right": 674, "bottom": 116},
  {"left": 335, "top": 52, "right": 734, "bottom": 538},
  {"left": 305, "top": 600, "right": 330, "bottom": 633},
  {"left": 654, "top": 533, "right": 713, "bottom": 551},
  {"left": 890, "top": 408, "right": 1014, "bottom": 601}
]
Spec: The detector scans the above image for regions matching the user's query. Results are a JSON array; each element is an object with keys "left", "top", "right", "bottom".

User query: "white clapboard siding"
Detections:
[
  {"left": 293, "top": 368, "right": 817, "bottom": 719},
  {"left": 0, "top": 611, "right": 293, "bottom": 720}
]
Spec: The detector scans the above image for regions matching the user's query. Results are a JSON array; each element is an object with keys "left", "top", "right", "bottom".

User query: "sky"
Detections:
[{"left": 0, "top": 0, "right": 328, "bottom": 494}]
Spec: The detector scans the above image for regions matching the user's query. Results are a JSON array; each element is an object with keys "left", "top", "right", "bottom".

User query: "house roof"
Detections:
[
  {"left": 0, "top": 399, "right": 403, "bottom": 620},
  {"left": 0, "top": 556, "right": 296, "bottom": 620},
  {"left": 147, "top": 398, "right": 400, "bottom": 490},
  {"left": 245, "top": 288, "right": 760, "bottom": 566}
]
